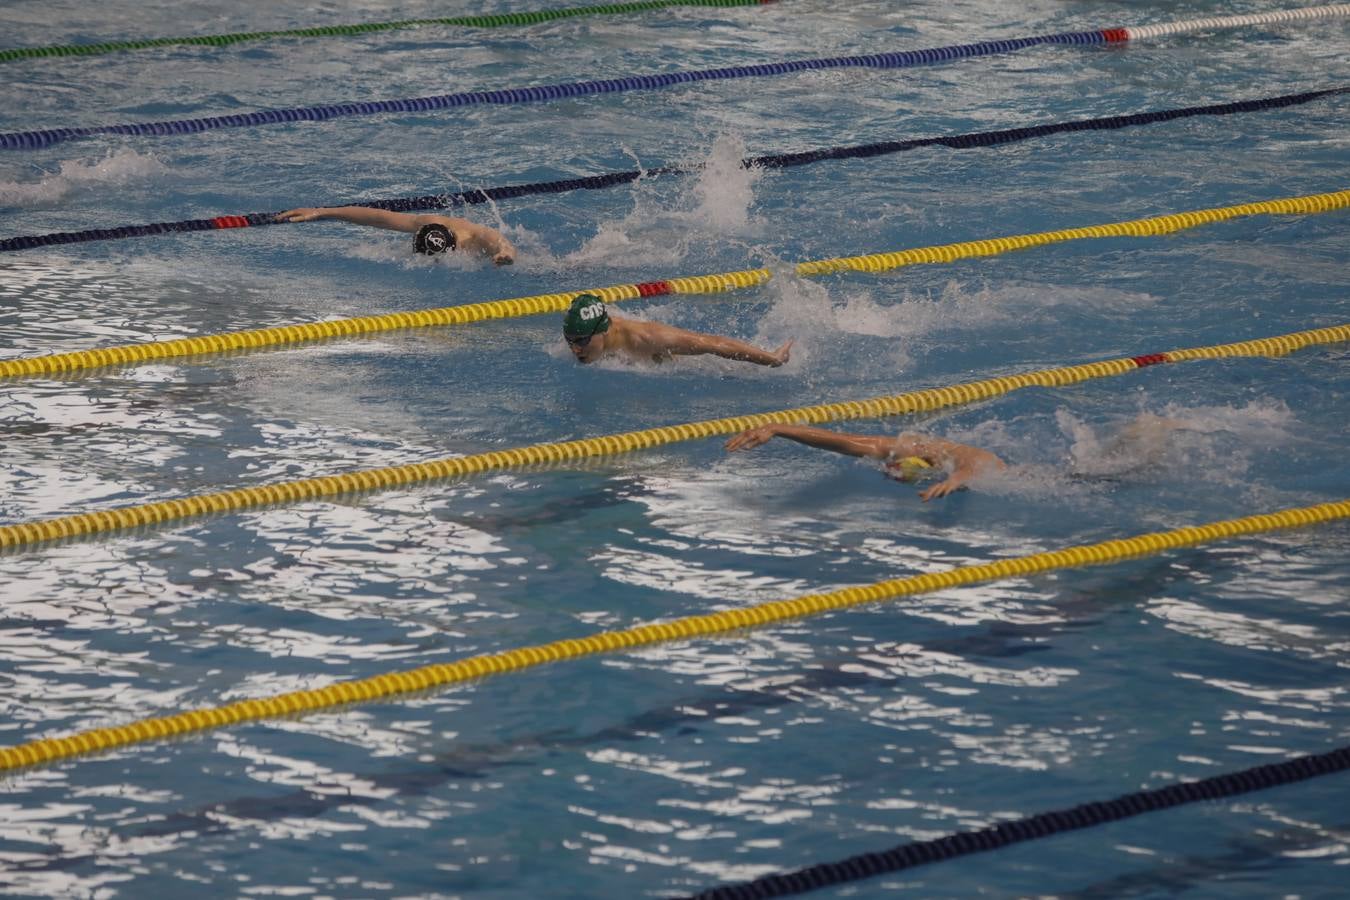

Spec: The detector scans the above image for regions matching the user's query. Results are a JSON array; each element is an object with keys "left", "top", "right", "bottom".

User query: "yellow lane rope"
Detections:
[
  {"left": 2, "top": 323, "right": 1346, "bottom": 553},
  {"left": 3, "top": 498, "right": 1346, "bottom": 773},
  {"left": 2, "top": 189, "right": 1346, "bottom": 381}
]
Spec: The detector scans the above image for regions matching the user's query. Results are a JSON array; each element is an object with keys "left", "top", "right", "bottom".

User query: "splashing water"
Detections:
[
  {"left": 0, "top": 150, "right": 169, "bottom": 208},
  {"left": 737, "top": 274, "right": 906, "bottom": 375},
  {"left": 564, "top": 133, "right": 764, "bottom": 269},
  {"left": 687, "top": 133, "right": 761, "bottom": 233},
  {"left": 1059, "top": 401, "right": 1297, "bottom": 480},
  {"left": 913, "top": 400, "right": 1303, "bottom": 508}
]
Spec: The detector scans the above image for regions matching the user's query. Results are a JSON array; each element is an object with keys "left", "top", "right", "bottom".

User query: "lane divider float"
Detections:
[
  {"left": 4, "top": 87, "right": 1345, "bottom": 254},
  {"left": 2, "top": 498, "right": 1345, "bottom": 772},
  {"left": 0, "top": 1, "right": 778, "bottom": 64},
  {"left": 2, "top": 188, "right": 1346, "bottom": 381},
  {"left": 1, "top": 323, "right": 1347, "bottom": 553},
  {"left": 685, "top": 741, "right": 1350, "bottom": 898},
  {"left": 4, "top": 5, "right": 1347, "bottom": 150}
]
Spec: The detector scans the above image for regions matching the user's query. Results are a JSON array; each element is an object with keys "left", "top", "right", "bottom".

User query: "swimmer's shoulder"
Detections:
[{"left": 425, "top": 214, "right": 475, "bottom": 230}]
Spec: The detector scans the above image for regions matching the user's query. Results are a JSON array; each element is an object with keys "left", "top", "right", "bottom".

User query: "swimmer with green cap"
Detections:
[
  {"left": 725, "top": 424, "right": 1006, "bottom": 502},
  {"left": 563, "top": 293, "right": 793, "bottom": 367},
  {"left": 275, "top": 206, "right": 516, "bottom": 265}
]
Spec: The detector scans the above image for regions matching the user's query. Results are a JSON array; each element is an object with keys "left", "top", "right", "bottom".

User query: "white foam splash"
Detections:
[
  {"left": 922, "top": 400, "right": 1300, "bottom": 505},
  {"left": 563, "top": 133, "right": 763, "bottom": 269},
  {"left": 687, "top": 132, "right": 760, "bottom": 233},
  {"left": 755, "top": 275, "right": 907, "bottom": 339},
  {"left": 1060, "top": 401, "right": 1297, "bottom": 480},
  {"left": 878, "top": 280, "right": 1162, "bottom": 336},
  {"left": 0, "top": 150, "right": 169, "bottom": 207},
  {"left": 745, "top": 272, "right": 907, "bottom": 372},
  {"left": 750, "top": 278, "right": 1163, "bottom": 378}
]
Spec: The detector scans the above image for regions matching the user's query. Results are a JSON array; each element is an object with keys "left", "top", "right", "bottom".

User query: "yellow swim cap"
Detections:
[{"left": 886, "top": 456, "right": 933, "bottom": 483}]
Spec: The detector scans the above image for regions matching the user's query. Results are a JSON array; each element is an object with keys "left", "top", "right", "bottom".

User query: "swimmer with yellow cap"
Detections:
[
  {"left": 725, "top": 423, "right": 1006, "bottom": 502},
  {"left": 563, "top": 293, "right": 792, "bottom": 368}
]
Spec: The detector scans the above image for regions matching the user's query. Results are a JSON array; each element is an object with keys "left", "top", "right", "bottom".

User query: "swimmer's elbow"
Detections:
[{"left": 950, "top": 448, "right": 1004, "bottom": 480}]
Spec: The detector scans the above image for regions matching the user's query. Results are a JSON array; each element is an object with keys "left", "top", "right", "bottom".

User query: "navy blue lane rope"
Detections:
[
  {"left": 683, "top": 745, "right": 1350, "bottom": 899},
  {"left": 2, "top": 87, "right": 1344, "bottom": 253},
  {"left": 0, "top": 30, "right": 1119, "bottom": 151}
]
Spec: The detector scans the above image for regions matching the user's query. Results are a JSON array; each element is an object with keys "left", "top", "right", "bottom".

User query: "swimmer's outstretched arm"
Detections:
[
  {"left": 724, "top": 424, "right": 893, "bottom": 457},
  {"left": 274, "top": 207, "right": 515, "bottom": 264},
  {"left": 274, "top": 206, "right": 424, "bottom": 231},
  {"left": 725, "top": 425, "right": 1005, "bottom": 502},
  {"left": 640, "top": 322, "right": 792, "bottom": 367}
]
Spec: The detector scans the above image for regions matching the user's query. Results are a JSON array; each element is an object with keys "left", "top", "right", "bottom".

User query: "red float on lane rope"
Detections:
[
  {"left": 635, "top": 280, "right": 674, "bottom": 297},
  {"left": 1131, "top": 353, "right": 1169, "bottom": 367}
]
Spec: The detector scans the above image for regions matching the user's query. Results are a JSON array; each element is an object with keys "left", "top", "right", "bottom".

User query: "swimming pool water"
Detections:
[{"left": 1, "top": 1, "right": 1348, "bottom": 897}]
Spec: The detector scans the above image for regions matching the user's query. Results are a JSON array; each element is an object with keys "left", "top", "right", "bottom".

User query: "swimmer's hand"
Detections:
[
  {"left": 275, "top": 208, "right": 324, "bottom": 223},
  {"left": 767, "top": 339, "right": 794, "bottom": 368},
  {"left": 493, "top": 250, "right": 515, "bottom": 266},
  {"left": 916, "top": 446, "right": 1005, "bottom": 501},
  {"left": 725, "top": 425, "right": 780, "bottom": 452},
  {"left": 918, "top": 477, "right": 965, "bottom": 502}
]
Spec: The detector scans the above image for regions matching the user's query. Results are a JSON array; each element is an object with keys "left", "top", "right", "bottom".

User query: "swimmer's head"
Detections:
[
  {"left": 886, "top": 456, "right": 933, "bottom": 483},
  {"left": 563, "top": 293, "right": 611, "bottom": 363},
  {"left": 414, "top": 223, "right": 456, "bottom": 255}
]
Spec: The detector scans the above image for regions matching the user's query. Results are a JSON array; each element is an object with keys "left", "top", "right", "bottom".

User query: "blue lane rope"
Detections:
[
  {"left": 2, "top": 87, "right": 1343, "bottom": 253},
  {"left": 684, "top": 744, "right": 1350, "bottom": 899},
  {"left": 0, "top": 30, "right": 1122, "bottom": 151}
]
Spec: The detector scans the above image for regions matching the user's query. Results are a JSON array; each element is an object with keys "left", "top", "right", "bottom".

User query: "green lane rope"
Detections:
[{"left": 0, "top": 1, "right": 776, "bottom": 63}]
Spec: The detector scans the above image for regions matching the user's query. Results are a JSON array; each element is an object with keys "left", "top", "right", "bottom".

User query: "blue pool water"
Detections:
[{"left": 1, "top": 1, "right": 1348, "bottom": 896}]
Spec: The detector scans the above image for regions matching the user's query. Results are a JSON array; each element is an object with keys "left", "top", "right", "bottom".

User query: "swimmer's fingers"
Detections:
[
  {"left": 275, "top": 208, "right": 318, "bottom": 223},
  {"left": 771, "top": 339, "right": 794, "bottom": 366},
  {"left": 724, "top": 426, "right": 775, "bottom": 452},
  {"left": 919, "top": 479, "right": 960, "bottom": 502},
  {"left": 723, "top": 432, "right": 755, "bottom": 452}
]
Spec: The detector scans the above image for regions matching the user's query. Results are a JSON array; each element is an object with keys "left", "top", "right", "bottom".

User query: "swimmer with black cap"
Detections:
[
  {"left": 275, "top": 205, "right": 515, "bottom": 265},
  {"left": 414, "top": 223, "right": 455, "bottom": 255},
  {"left": 724, "top": 423, "right": 1005, "bottom": 502},
  {"left": 563, "top": 293, "right": 792, "bottom": 368}
]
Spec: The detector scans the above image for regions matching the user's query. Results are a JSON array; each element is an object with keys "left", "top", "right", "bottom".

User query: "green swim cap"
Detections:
[{"left": 563, "top": 293, "right": 611, "bottom": 339}]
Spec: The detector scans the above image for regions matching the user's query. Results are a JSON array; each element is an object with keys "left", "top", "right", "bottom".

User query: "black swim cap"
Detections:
[{"left": 414, "top": 223, "right": 456, "bottom": 255}]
